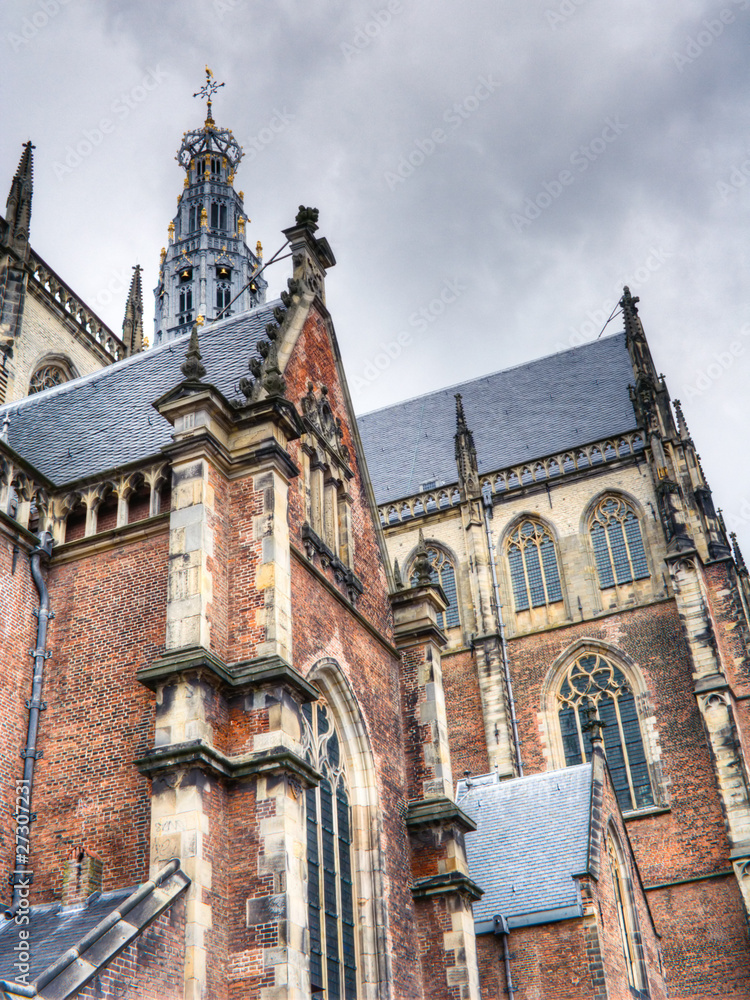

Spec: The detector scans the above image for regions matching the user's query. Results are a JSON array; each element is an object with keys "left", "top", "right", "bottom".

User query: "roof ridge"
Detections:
[
  {"left": 0, "top": 299, "right": 281, "bottom": 416},
  {"left": 358, "top": 331, "right": 625, "bottom": 418}
]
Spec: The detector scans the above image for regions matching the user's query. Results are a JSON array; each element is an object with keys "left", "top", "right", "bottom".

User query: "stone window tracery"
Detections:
[
  {"left": 410, "top": 546, "right": 460, "bottom": 630},
  {"left": 589, "top": 496, "right": 649, "bottom": 589},
  {"left": 29, "top": 363, "right": 69, "bottom": 395},
  {"left": 506, "top": 519, "right": 563, "bottom": 612},
  {"left": 557, "top": 653, "right": 654, "bottom": 811},
  {"left": 302, "top": 700, "right": 357, "bottom": 999}
]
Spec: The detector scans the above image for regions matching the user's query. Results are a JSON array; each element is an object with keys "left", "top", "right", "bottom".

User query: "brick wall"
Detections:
[{"left": 29, "top": 532, "right": 168, "bottom": 899}]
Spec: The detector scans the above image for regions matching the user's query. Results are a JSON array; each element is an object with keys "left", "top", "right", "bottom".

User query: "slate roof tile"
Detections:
[
  {"left": 0, "top": 304, "right": 277, "bottom": 486},
  {"left": 358, "top": 333, "right": 638, "bottom": 505},
  {"left": 457, "top": 765, "right": 592, "bottom": 923}
]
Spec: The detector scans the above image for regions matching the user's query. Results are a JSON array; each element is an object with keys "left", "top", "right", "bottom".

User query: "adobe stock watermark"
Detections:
[
  {"left": 554, "top": 248, "right": 673, "bottom": 352},
  {"left": 351, "top": 278, "right": 466, "bottom": 391},
  {"left": 11, "top": 779, "right": 32, "bottom": 987},
  {"left": 214, "top": 0, "right": 247, "bottom": 18},
  {"left": 680, "top": 322, "right": 750, "bottom": 400},
  {"left": 341, "top": 0, "right": 404, "bottom": 61},
  {"left": 90, "top": 268, "right": 131, "bottom": 314},
  {"left": 384, "top": 75, "right": 501, "bottom": 190},
  {"left": 7, "top": 0, "right": 71, "bottom": 51},
  {"left": 52, "top": 65, "right": 170, "bottom": 182},
  {"left": 716, "top": 156, "right": 750, "bottom": 202},
  {"left": 511, "top": 116, "right": 628, "bottom": 233},
  {"left": 546, "top": 0, "right": 589, "bottom": 30},
  {"left": 242, "top": 108, "right": 295, "bottom": 163},
  {"left": 672, "top": 0, "right": 748, "bottom": 72}
]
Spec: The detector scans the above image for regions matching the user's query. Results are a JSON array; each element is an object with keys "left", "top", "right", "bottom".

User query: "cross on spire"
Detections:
[{"left": 193, "top": 66, "right": 225, "bottom": 124}]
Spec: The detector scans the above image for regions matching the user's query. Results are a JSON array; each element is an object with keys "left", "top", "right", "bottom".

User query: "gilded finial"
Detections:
[
  {"left": 160, "top": 247, "right": 167, "bottom": 264},
  {"left": 196, "top": 315, "right": 205, "bottom": 326},
  {"left": 238, "top": 190, "right": 244, "bottom": 202},
  {"left": 238, "top": 216, "right": 245, "bottom": 235},
  {"left": 200, "top": 205, "right": 208, "bottom": 229},
  {"left": 256, "top": 240, "right": 263, "bottom": 260},
  {"left": 193, "top": 65, "right": 224, "bottom": 125},
  {"left": 168, "top": 220, "right": 175, "bottom": 242}
]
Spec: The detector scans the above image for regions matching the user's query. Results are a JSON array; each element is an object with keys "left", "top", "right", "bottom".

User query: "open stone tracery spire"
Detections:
[
  {"left": 2, "top": 140, "right": 34, "bottom": 260},
  {"left": 122, "top": 264, "right": 144, "bottom": 356},
  {"left": 153, "top": 70, "right": 266, "bottom": 346}
]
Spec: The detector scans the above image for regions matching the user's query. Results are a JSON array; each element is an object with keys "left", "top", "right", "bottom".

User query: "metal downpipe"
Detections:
[
  {"left": 6, "top": 531, "right": 53, "bottom": 917},
  {"left": 493, "top": 915, "right": 516, "bottom": 1000},
  {"left": 482, "top": 495, "right": 523, "bottom": 777}
]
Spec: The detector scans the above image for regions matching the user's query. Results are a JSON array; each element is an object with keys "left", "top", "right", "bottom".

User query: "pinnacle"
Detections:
[{"left": 181, "top": 322, "right": 207, "bottom": 381}]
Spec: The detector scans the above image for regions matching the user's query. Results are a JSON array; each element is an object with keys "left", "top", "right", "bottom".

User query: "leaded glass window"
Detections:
[
  {"left": 302, "top": 701, "right": 357, "bottom": 999},
  {"left": 590, "top": 497, "right": 649, "bottom": 588},
  {"left": 557, "top": 654, "right": 653, "bottom": 811},
  {"left": 411, "top": 547, "right": 460, "bottom": 629},
  {"left": 506, "top": 520, "right": 563, "bottom": 612},
  {"left": 608, "top": 836, "right": 644, "bottom": 990},
  {"left": 29, "top": 364, "right": 68, "bottom": 394}
]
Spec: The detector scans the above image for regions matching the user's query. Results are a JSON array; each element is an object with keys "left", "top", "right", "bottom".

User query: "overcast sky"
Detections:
[{"left": 3, "top": 0, "right": 750, "bottom": 545}]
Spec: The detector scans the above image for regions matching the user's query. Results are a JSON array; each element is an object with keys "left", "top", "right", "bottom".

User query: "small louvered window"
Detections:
[
  {"left": 303, "top": 701, "right": 357, "bottom": 999},
  {"left": 557, "top": 653, "right": 653, "bottom": 811},
  {"left": 590, "top": 497, "right": 649, "bottom": 588},
  {"left": 506, "top": 520, "right": 563, "bottom": 612},
  {"left": 411, "top": 547, "right": 460, "bottom": 629}
]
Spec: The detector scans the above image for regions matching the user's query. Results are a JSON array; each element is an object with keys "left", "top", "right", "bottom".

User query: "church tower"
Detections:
[{"left": 153, "top": 68, "right": 267, "bottom": 345}]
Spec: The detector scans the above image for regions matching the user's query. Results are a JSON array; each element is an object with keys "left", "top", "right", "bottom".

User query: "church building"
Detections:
[{"left": 0, "top": 75, "right": 747, "bottom": 999}]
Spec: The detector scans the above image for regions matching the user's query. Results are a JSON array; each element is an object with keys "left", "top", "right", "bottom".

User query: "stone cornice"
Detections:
[
  {"left": 135, "top": 738, "right": 321, "bottom": 788},
  {"left": 405, "top": 796, "right": 477, "bottom": 833},
  {"left": 411, "top": 871, "right": 484, "bottom": 902},
  {"left": 137, "top": 646, "right": 319, "bottom": 701}
]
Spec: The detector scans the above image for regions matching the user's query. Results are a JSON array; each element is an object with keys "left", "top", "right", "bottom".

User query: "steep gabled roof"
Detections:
[
  {"left": 0, "top": 860, "right": 189, "bottom": 999},
  {"left": 1, "top": 304, "right": 277, "bottom": 485},
  {"left": 457, "top": 765, "right": 592, "bottom": 930},
  {"left": 357, "top": 333, "right": 638, "bottom": 505}
]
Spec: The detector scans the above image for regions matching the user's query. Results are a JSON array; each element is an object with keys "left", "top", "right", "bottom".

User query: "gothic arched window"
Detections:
[
  {"left": 411, "top": 546, "right": 460, "bottom": 630},
  {"left": 216, "top": 285, "right": 231, "bottom": 313},
  {"left": 608, "top": 833, "right": 646, "bottom": 991},
  {"left": 506, "top": 519, "right": 563, "bottom": 612},
  {"left": 557, "top": 653, "right": 653, "bottom": 811},
  {"left": 302, "top": 700, "right": 357, "bottom": 999},
  {"left": 589, "top": 496, "right": 649, "bottom": 589},
  {"left": 29, "top": 363, "right": 69, "bottom": 395}
]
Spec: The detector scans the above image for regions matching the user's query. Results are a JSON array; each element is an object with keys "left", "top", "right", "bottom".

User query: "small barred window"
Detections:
[
  {"left": 506, "top": 520, "right": 563, "bottom": 612},
  {"left": 557, "top": 653, "right": 653, "bottom": 811},
  {"left": 411, "top": 547, "right": 460, "bottom": 630},
  {"left": 590, "top": 497, "right": 649, "bottom": 588},
  {"left": 29, "top": 364, "right": 68, "bottom": 395},
  {"left": 303, "top": 701, "right": 357, "bottom": 999}
]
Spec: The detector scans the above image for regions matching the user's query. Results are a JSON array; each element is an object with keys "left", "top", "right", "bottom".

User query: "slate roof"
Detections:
[
  {"left": 357, "top": 333, "right": 639, "bottom": 505},
  {"left": 457, "top": 765, "right": 592, "bottom": 928},
  {"left": 0, "top": 304, "right": 277, "bottom": 486},
  {"left": 0, "top": 889, "right": 132, "bottom": 981}
]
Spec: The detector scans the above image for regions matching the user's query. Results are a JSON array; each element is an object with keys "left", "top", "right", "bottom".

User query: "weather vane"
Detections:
[{"left": 193, "top": 66, "right": 224, "bottom": 123}]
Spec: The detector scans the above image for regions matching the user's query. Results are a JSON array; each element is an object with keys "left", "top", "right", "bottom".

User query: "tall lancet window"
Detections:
[
  {"left": 590, "top": 496, "right": 649, "bottom": 588},
  {"left": 506, "top": 519, "right": 563, "bottom": 611},
  {"left": 557, "top": 653, "right": 653, "bottom": 811},
  {"left": 302, "top": 700, "right": 357, "bottom": 999}
]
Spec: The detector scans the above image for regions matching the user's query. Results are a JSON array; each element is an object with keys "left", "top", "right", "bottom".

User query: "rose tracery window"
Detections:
[
  {"left": 411, "top": 547, "right": 460, "bottom": 629},
  {"left": 557, "top": 653, "right": 653, "bottom": 812},
  {"left": 506, "top": 520, "right": 563, "bottom": 612},
  {"left": 29, "top": 364, "right": 68, "bottom": 395},
  {"left": 302, "top": 700, "right": 357, "bottom": 999},
  {"left": 590, "top": 496, "right": 649, "bottom": 589}
]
